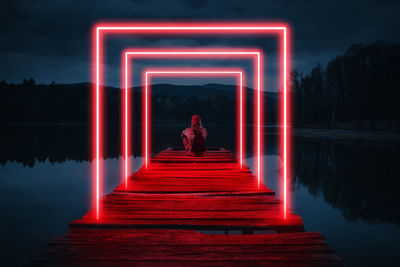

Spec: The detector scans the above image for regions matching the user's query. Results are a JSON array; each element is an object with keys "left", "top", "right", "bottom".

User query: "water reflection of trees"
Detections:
[
  {"left": 5, "top": 125, "right": 399, "bottom": 227},
  {"left": 0, "top": 125, "right": 241, "bottom": 167},
  {"left": 294, "top": 138, "right": 400, "bottom": 226}
]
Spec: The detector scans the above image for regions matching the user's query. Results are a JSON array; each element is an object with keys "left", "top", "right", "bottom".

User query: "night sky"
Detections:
[{"left": 1, "top": 0, "right": 399, "bottom": 87}]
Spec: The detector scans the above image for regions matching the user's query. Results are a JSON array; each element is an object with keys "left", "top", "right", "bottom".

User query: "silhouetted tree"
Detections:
[{"left": 293, "top": 41, "right": 400, "bottom": 130}]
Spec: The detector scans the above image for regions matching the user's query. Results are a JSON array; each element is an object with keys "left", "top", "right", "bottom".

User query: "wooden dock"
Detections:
[{"left": 28, "top": 148, "right": 342, "bottom": 266}]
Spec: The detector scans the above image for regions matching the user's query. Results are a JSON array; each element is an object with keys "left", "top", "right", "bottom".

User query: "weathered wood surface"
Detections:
[
  {"left": 29, "top": 229, "right": 341, "bottom": 266},
  {"left": 71, "top": 148, "right": 301, "bottom": 231},
  {"left": 29, "top": 148, "right": 341, "bottom": 266},
  {"left": 70, "top": 193, "right": 303, "bottom": 232}
]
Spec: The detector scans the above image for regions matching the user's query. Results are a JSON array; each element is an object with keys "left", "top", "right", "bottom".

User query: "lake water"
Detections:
[{"left": 0, "top": 125, "right": 399, "bottom": 266}]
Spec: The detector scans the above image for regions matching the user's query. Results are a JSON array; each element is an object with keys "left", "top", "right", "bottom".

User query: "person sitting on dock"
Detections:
[{"left": 181, "top": 115, "right": 207, "bottom": 156}]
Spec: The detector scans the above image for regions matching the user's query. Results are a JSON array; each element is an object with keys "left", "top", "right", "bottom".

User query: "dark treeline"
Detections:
[
  {"left": 0, "top": 80, "right": 91, "bottom": 123},
  {"left": 0, "top": 81, "right": 278, "bottom": 125},
  {"left": 292, "top": 41, "right": 400, "bottom": 130}
]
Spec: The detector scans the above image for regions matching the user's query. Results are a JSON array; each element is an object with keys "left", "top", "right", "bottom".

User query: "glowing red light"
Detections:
[
  {"left": 143, "top": 68, "right": 244, "bottom": 169},
  {"left": 123, "top": 48, "right": 264, "bottom": 185},
  {"left": 93, "top": 23, "right": 290, "bottom": 220}
]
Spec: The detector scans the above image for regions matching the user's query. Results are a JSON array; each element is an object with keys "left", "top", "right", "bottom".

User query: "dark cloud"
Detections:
[{"left": 0, "top": 0, "right": 399, "bottom": 85}]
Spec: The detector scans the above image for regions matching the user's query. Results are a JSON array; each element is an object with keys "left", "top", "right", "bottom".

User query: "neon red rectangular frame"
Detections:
[
  {"left": 143, "top": 68, "right": 244, "bottom": 169},
  {"left": 93, "top": 23, "right": 291, "bottom": 220},
  {"left": 122, "top": 48, "right": 263, "bottom": 187}
]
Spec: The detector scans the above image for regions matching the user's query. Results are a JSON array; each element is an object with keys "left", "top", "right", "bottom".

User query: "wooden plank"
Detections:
[
  {"left": 150, "top": 149, "right": 238, "bottom": 163},
  {"left": 28, "top": 229, "right": 341, "bottom": 266},
  {"left": 54, "top": 229, "right": 327, "bottom": 245},
  {"left": 71, "top": 149, "right": 301, "bottom": 231}
]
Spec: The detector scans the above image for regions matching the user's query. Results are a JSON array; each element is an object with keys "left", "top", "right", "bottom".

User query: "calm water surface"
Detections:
[{"left": 0, "top": 125, "right": 399, "bottom": 266}]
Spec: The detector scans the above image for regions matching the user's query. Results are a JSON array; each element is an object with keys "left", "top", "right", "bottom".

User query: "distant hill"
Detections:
[
  {"left": 135, "top": 83, "right": 235, "bottom": 98},
  {"left": 135, "top": 83, "right": 279, "bottom": 101},
  {"left": 0, "top": 81, "right": 279, "bottom": 124},
  {"left": 65, "top": 82, "right": 279, "bottom": 100},
  {"left": 203, "top": 83, "right": 280, "bottom": 100}
]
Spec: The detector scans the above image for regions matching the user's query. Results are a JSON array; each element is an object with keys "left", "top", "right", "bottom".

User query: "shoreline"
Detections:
[
  {"left": 1, "top": 122, "right": 400, "bottom": 141},
  {"left": 294, "top": 128, "right": 400, "bottom": 141}
]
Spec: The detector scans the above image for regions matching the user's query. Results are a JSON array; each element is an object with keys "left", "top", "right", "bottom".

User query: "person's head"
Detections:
[{"left": 191, "top": 115, "right": 202, "bottom": 128}]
